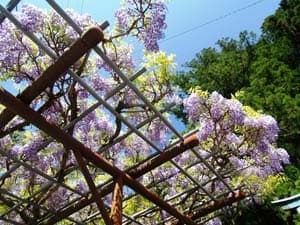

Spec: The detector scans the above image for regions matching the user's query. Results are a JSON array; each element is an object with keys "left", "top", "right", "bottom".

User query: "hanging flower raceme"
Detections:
[
  {"left": 183, "top": 90, "right": 289, "bottom": 186},
  {"left": 115, "top": 0, "right": 167, "bottom": 52}
]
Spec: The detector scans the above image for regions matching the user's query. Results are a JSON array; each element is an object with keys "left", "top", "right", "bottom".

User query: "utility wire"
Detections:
[{"left": 161, "top": 0, "right": 266, "bottom": 42}]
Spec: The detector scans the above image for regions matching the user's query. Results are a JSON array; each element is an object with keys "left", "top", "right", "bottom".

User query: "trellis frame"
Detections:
[{"left": 0, "top": 0, "right": 245, "bottom": 224}]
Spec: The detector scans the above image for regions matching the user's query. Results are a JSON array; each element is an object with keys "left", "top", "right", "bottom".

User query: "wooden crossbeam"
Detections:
[
  {"left": 172, "top": 191, "right": 246, "bottom": 225},
  {"left": 42, "top": 134, "right": 199, "bottom": 224},
  {"left": 0, "top": 87, "right": 198, "bottom": 225},
  {"left": 0, "top": 26, "right": 104, "bottom": 130}
]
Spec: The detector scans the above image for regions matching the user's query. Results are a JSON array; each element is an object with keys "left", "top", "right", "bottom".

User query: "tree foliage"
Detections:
[
  {"left": 240, "top": 0, "right": 300, "bottom": 163},
  {"left": 172, "top": 1, "right": 300, "bottom": 224},
  {"left": 174, "top": 0, "right": 300, "bottom": 164},
  {"left": 174, "top": 31, "right": 256, "bottom": 99}
]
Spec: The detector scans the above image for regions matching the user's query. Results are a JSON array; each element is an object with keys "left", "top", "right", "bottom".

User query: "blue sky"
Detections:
[
  {"left": 162, "top": 0, "right": 281, "bottom": 66},
  {"left": 0, "top": 0, "right": 281, "bottom": 67}
]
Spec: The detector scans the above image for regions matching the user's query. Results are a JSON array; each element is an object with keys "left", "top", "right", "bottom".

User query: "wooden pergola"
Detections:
[{"left": 0, "top": 1, "right": 246, "bottom": 224}]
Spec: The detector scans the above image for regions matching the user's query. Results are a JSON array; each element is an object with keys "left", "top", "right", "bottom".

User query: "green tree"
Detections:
[
  {"left": 174, "top": 31, "right": 256, "bottom": 98},
  {"left": 173, "top": 1, "right": 300, "bottom": 223},
  {"left": 239, "top": 0, "right": 300, "bottom": 163},
  {"left": 221, "top": 202, "right": 288, "bottom": 225},
  {"left": 174, "top": 0, "right": 300, "bottom": 164}
]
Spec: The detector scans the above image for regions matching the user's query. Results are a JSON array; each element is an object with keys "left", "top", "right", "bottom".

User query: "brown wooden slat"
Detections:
[
  {"left": 42, "top": 133, "right": 199, "bottom": 225},
  {"left": 0, "top": 26, "right": 104, "bottom": 129}
]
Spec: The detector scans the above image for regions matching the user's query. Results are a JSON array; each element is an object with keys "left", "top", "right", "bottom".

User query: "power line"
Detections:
[{"left": 161, "top": 0, "right": 266, "bottom": 43}]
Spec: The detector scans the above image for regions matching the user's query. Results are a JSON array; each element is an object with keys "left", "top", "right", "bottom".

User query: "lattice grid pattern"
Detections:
[{"left": 0, "top": 1, "right": 245, "bottom": 224}]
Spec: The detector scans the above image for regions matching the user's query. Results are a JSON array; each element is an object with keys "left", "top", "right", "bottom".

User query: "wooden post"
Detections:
[{"left": 111, "top": 176, "right": 123, "bottom": 225}]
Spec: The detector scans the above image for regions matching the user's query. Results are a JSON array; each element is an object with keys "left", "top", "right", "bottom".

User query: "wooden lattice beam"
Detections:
[
  {"left": 42, "top": 133, "right": 199, "bottom": 224},
  {"left": 0, "top": 87, "right": 198, "bottom": 225},
  {"left": 0, "top": 26, "right": 104, "bottom": 130},
  {"left": 72, "top": 149, "right": 112, "bottom": 225},
  {"left": 172, "top": 191, "right": 246, "bottom": 225},
  {"left": 0, "top": 0, "right": 22, "bottom": 24}
]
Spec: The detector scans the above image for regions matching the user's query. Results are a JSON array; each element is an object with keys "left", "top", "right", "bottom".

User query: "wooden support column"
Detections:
[{"left": 111, "top": 176, "right": 123, "bottom": 225}]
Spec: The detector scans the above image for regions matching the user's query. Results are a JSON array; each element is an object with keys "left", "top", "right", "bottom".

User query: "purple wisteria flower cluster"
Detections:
[
  {"left": 0, "top": 2, "right": 288, "bottom": 224},
  {"left": 0, "top": 4, "right": 94, "bottom": 85},
  {"left": 19, "top": 4, "right": 46, "bottom": 32},
  {"left": 183, "top": 91, "right": 289, "bottom": 180},
  {"left": 0, "top": 3, "right": 175, "bottom": 218},
  {"left": 115, "top": 0, "right": 167, "bottom": 51},
  {"left": 137, "top": 91, "right": 290, "bottom": 225},
  {"left": 96, "top": 42, "right": 135, "bottom": 74}
]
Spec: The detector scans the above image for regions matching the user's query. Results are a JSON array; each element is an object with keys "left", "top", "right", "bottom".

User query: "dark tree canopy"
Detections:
[
  {"left": 174, "top": 31, "right": 256, "bottom": 99},
  {"left": 223, "top": 203, "right": 288, "bottom": 225},
  {"left": 240, "top": 0, "right": 300, "bottom": 163}
]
